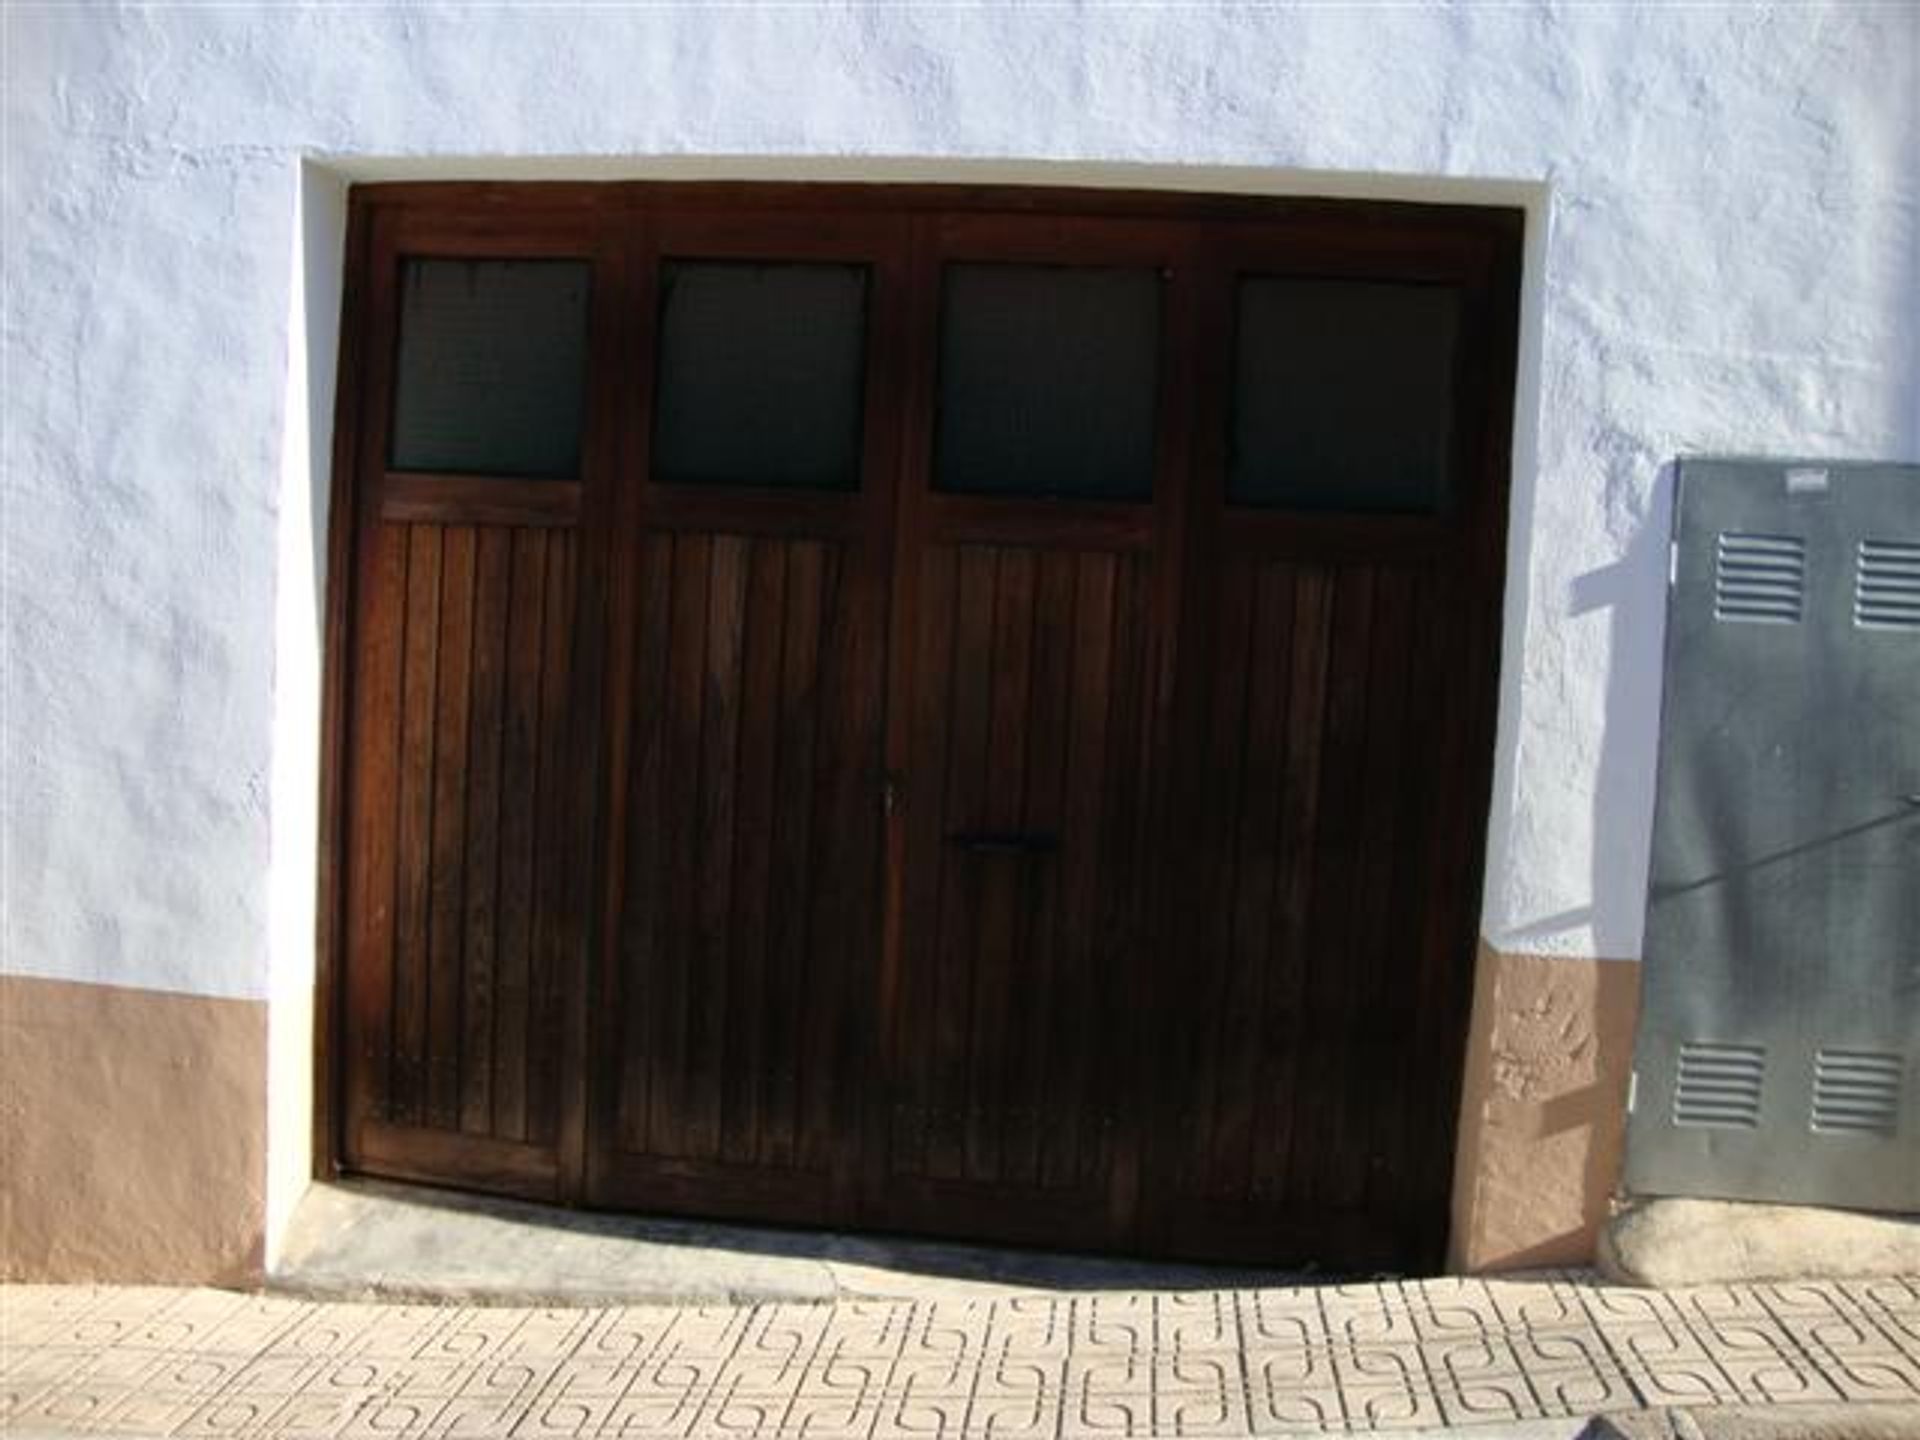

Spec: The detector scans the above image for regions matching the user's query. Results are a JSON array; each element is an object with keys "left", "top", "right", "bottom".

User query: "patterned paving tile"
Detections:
[{"left": 4, "top": 1277, "right": 1920, "bottom": 1435}]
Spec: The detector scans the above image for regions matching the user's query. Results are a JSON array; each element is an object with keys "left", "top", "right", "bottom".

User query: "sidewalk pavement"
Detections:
[{"left": 4, "top": 1274, "right": 1919, "bottom": 1438}]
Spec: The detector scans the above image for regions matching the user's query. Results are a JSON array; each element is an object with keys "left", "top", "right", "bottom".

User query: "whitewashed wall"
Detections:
[{"left": 6, "top": 2, "right": 1915, "bottom": 999}]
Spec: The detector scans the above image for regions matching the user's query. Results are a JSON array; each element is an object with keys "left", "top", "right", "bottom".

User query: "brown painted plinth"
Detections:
[{"left": 0, "top": 973, "right": 266, "bottom": 1284}]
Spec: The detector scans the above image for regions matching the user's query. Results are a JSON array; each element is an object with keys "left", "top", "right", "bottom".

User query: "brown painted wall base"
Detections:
[
  {"left": 0, "top": 974, "right": 266, "bottom": 1284},
  {"left": 1448, "top": 944, "right": 1641, "bottom": 1273},
  {"left": 0, "top": 951, "right": 1634, "bottom": 1282}
]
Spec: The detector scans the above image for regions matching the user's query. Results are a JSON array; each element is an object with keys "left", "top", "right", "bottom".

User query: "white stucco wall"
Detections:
[{"left": 4, "top": 3, "right": 1915, "bottom": 1013}]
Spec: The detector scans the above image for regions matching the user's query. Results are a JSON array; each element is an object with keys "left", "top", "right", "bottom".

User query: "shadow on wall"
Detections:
[
  {"left": 1499, "top": 461, "right": 1675, "bottom": 961},
  {"left": 1454, "top": 463, "right": 1672, "bottom": 1272},
  {"left": 1569, "top": 460, "right": 1675, "bottom": 959},
  {"left": 302, "top": 164, "right": 346, "bottom": 644}
]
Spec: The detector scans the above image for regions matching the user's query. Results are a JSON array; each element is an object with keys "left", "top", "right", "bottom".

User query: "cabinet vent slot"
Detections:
[
  {"left": 1714, "top": 533, "right": 1805, "bottom": 624},
  {"left": 1673, "top": 1042, "right": 1765, "bottom": 1129},
  {"left": 1854, "top": 539, "right": 1920, "bottom": 631},
  {"left": 1811, "top": 1049, "right": 1903, "bottom": 1135}
]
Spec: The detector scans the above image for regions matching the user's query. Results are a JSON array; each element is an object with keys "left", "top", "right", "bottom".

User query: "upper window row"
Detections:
[{"left": 389, "top": 255, "right": 1461, "bottom": 513}]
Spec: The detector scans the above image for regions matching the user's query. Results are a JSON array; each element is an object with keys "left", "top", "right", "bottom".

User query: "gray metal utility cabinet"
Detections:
[{"left": 1626, "top": 457, "right": 1919, "bottom": 1212}]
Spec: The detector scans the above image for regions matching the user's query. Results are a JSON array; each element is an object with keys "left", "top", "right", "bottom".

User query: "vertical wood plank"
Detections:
[
  {"left": 889, "top": 543, "right": 956, "bottom": 1180},
  {"left": 965, "top": 548, "right": 1034, "bottom": 1184},
  {"left": 345, "top": 523, "right": 408, "bottom": 1135},
  {"left": 651, "top": 533, "right": 710, "bottom": 1157},
  {"left": 1336, "top": 564, "right": 1416, "bottom": 1209},
  {"left": 1093, "top": 553, "right": 1150, "bottom": 1210},
  {"left": 1040, "top": 552, "right": 1115, "bottom": 1191},
  {"left": 459, "top": 528, "right": 510, "bottom": 1136},
  {"left": 688, "top": 533, "right": 748, "bottom": 1160},
  {"left": 1294, "top": 566, "right": 1376, "bottom": 1209},
  {"left": 617, "top": 533, "right": 675, "bottom": 1150},
  {"left": 928, "top": 545, "right": 998, "bottom": 1180},
  {"left": 1252, "top": 565, "right": 1332, "bottom": 1207},
  {"left": 1366, "top": 567, "right": 1446, "bottom": 1225},
  {"left": 494, "top": 529, "right": 548, "bottom": 1143},
  {"left": 527, "top": 532, "right": 577, "bottom": 1148},
  {"left": 1211, "top": 561, "right": 1294, "bottom": 1202},
  {"left": 1003, "top": 550, "right": 1075, "bottom": 1188},
  {"left": 427, "top": 526, "right": 476, "bottom": 1130},
  {"left": 391, "top": 525, "right": 442, "bottom": 1129},
  {"left": 762, "top": 540, "right": 825, "bottom": 1170},
  {"left": 1187, "top": 556, "right": 1255, "bottom": 1195},
  {"left": 721, "top": 540, "right": 787, "bottom": 1165},
  {"left": 798, "top": 546, "right": 860, "bottom": 1178}
]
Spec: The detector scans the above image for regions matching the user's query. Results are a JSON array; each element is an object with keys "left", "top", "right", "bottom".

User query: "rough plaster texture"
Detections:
[
  {"left": 1451, "top": 945, "right": 1642, "bottom": 1273},
  {"left": 0, "top": 975, "right": 267, "bottom": 1284},
  {"left": 1601, "top": 1197, "right": 1920, "bottom": 1288},
  {"left": 2, "top": 4, "right": 1916, "bottom": 1274},
  {"left": 7, "top": 4, "right": 1917, "bottom": 1003}
]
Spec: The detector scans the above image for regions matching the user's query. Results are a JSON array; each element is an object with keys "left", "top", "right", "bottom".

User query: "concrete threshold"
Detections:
[{"left": 270, "top": 1178, "right": 1311, "bottom": 1305}]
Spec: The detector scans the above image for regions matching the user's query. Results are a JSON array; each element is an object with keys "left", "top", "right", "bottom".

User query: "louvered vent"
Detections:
[
  {"left": 1854, "top": 539, "right": 1920, "bottom": 631},
  {"left": 1811, "top": 1049, "right": 1903, "bottom": 1136},
  {"left": 1673, "top": 1042, "right": 1766, "bottom": 1129},
  {"left": 1714, "top": 533, "right": 1805, "bottom": 624}
]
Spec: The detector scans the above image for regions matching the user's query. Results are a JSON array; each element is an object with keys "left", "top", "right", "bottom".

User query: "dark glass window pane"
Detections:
[
  {"left": 390, "top": 258, "right": 589, "bottom": 478},
  {"left": 935, "top": 264, "right": 1159, "bottom": 501},
  {"left": 652, "top": 261, "right": 868, "bottom": 490},
  {"left": 1229, "top": 278, "right": 1460, "bottom": 512}
]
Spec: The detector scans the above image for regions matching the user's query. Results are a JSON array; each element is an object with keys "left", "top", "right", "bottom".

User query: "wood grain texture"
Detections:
[
  {"left": 588, "top": 524, "right": 885, "bottom": 1227},
  {"left": 340, "top": 521, "right": 581, "bottom": 1174}
]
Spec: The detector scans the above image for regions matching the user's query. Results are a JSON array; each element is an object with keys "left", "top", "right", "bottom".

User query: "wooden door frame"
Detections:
[{"left": 314, "top": 180, "right": 1523, "bottom": 1268}]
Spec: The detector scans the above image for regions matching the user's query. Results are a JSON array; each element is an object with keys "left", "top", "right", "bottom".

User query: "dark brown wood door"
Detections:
[
  {"left": 1142, "top": 218, "right": 1520, "bottom": 1267},
  {"left": 584, "top": 214, "right": 905, "bottom": 1226},
  {"left": 328, "top": 184, "right": 1520, "bottom": 1273},
  {"left": 868, "top": 217, "right": 1189, "bottom": 1250},
  {"left": 336, "top": 206, "right": 620, "bottom": 1198}
]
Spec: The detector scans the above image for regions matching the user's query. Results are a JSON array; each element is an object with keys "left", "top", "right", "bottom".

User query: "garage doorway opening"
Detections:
[{"left": 316, "top": 180, "right": 1523, "bottom": 1272}]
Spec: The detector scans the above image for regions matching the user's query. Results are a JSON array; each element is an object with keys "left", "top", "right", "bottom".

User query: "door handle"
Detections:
[{"left": 944, "top": 830, "right": 1060, "bottom": 856}]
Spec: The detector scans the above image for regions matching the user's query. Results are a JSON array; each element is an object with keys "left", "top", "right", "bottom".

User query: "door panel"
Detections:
[
  {"left": 337, "top": 204, "right": 613, "bottom": 1199},
  {"left": 1153, "top": 556, "right": 1476, "bottom": 1265},
  {"left": 869, "top": 215, "right": 1184, "bottom": 1250},
  {"left": 342, "top": 520, "right": 581, "bottom": 1193},
  {"left": 1141, "top": 218, "right": 1517, "bottom": 1267},
  {"left": 583, "top": 215, "right": 903, "bottom": 1225},
  {"left": 589, "top": 527, "right": 887, "bottom": 1222},
  {"left": 879, "top": 542, "right": 1157, "bottom": 1243}
]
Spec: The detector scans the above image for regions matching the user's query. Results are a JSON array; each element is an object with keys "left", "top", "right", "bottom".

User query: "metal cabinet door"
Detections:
[{"left": 1627, "top": 458, "right": 1920, "bottom": 1211}]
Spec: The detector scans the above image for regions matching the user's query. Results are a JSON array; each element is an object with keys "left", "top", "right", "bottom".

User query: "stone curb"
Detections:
[{"left": 1601, "top": 1199, "right": 1920, "bottom": 1289}]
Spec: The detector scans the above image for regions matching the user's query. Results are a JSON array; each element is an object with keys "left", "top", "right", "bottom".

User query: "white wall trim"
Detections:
[{"left": 265, "top": 158, "right": 346, "bottom": 1270}]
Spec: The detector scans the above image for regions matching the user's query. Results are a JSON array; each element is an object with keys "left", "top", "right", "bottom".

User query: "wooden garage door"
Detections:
[
  {"left": 325, "top": 185, "right": 1520, "bottom": 1270},
  {"left": 335, "top": 207, "right": 618, "bottom": 1198},
  {"left": 586, "top": 213, "right": 904, "bottom": 1225},
  {"left": 872, "top": 217, "right": 1183, "bottom": 1251}
]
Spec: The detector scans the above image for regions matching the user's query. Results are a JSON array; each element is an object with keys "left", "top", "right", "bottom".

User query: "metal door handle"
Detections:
[{"left": 944, "top": 830, "right": 1059, "bottom": 856}]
